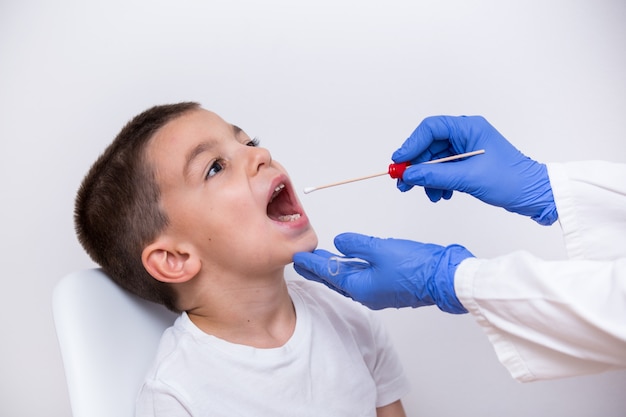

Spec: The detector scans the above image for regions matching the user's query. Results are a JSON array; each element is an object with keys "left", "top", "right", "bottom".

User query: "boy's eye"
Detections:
[
  {"left": 247, "top": 137, "right": 260, "bottom": 147},
  {"left": 204, "top": 138, "right": 259, "bottom": 180},
  {"left": 206, "top": 159, "right": 225, "bottom": 179}
]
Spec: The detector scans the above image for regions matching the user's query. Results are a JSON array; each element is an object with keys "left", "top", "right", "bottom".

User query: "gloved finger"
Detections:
[
  {"left": 392, "top": 116, "right": 460, "bottom": 162},
  {"left": 402, "top": 162, "right": 471, "bottom": 193},
  {"left": 311, "top": 249, "right": 339, "bottom": 258},
  {"left": 294, "top": 249, "right": 370, "bottom": 281},
  {"left": 399, "top": 181, "right": 453, "bottom": 201},
  {"left": 396, "top": 179, "right": 414, "bottom": 193},
  {"left": 293, "top": 250, "right": 338, "bottom": 276},
  {"left": 403, "top": 140, "right": 453, "bottom": 166},
  {"left": 292, "top": 261, "right": 325, "bottom": 283},
  {"left": 425, "top": 187, "right": 444, "bottom": 202},
  {"left": 293, "top": 251, "right": 350, "bottom": 293},
  {"left": 292, "top": 262, "right": 352, "bottom": 298},
  {"left": 294, "top": 252, "right": 374, "bottom": 299},
  {"left": 333, "top": 232, "right": 388, "bottom": 264},
  {"left": 314, "top": 258, "right": 376, "bottom": 299}
]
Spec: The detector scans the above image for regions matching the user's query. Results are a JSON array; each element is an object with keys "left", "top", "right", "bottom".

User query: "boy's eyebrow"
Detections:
[
  {"left": 184, "top": 141, "right": 216, "bottom": 179},
  {"left": 183, "top": 124, "right": 244, "bottom": 178}
]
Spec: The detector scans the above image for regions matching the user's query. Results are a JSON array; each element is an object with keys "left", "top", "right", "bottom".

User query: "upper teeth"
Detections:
[{"left": 270, "top": 184, "right": 285, "bottom": 202}]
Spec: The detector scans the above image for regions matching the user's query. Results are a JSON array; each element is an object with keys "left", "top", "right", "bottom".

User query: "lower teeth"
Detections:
[{"left": 278, "top": 213, "right": 301, "bottom": 222}]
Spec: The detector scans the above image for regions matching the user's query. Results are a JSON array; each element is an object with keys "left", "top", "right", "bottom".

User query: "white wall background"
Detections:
[{"left": 1, "top": 0, "right": 625, "bottom": 415}]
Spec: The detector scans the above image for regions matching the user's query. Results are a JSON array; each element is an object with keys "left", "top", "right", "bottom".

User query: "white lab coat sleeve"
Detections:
[
  {"left": 548, "top": 161, "right": 626, "bottom": 261},
  {"left": 455, "top": 160, "right": 626, "bottom": 382}
]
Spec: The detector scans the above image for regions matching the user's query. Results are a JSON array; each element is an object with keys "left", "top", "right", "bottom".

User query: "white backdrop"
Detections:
[{"left": 1, "top": 1, "right": 625, "bottom": 415}]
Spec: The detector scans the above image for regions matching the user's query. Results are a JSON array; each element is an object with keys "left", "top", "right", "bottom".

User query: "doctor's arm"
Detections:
[
  {"left": 473, "top": 159, "right": 626, "bottom": 381},
  {"left": 457, "top": 252, "right": 626, "bottom": 382}
]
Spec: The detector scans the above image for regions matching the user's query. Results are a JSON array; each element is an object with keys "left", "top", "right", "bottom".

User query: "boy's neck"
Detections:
[{"left": 185, "top": 275, "right": 296, "bottom": 349}]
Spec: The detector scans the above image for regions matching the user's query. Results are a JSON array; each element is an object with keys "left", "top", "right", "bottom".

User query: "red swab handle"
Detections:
[{"left": 388, "top": 162, "right": 410, "bottom": 179}]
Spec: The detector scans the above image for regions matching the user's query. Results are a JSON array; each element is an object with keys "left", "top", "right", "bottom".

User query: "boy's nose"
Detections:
[{"left": 248, "top": 146, "right": 272, "bottom": 175}]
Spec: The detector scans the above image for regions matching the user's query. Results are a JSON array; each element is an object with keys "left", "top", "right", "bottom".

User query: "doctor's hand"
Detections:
[
  {"left": 393, "top": 115, "right": 558, "bottom": 225},
  {"left": 292, "top": 232, "right": 473, "bottom": 313}
]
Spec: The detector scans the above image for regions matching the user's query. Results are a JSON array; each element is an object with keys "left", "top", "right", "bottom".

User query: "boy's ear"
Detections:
[{"left": 142, "top": 237, "right": 201, "bottom": 284}]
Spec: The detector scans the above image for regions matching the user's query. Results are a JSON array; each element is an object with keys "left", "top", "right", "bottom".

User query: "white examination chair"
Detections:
[{"left": 53, "top": 268, "right": 177, "bottom": 417}]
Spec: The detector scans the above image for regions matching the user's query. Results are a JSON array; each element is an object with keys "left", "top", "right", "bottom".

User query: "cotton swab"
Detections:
[{"left": 303, "top": 149, "right": 485, "bottom": 194}]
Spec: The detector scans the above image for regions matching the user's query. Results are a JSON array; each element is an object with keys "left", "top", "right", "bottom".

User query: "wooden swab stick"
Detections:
[{"left": 303, "top": 149, "right": 485, "bottom": 194}]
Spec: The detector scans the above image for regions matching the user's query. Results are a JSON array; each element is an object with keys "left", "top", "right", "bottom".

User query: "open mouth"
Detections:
[{"left": 267, "top": 183, "right": 302, "bottom": 222}]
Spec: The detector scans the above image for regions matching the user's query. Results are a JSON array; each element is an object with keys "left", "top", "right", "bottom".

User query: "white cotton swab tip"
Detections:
[{"left": 303, "top": 187, "right": 317, "bottom": 194}]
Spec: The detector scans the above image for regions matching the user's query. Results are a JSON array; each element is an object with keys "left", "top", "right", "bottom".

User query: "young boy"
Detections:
[{"left": 74, "top": 102, "right": 409, "bottom": 416}]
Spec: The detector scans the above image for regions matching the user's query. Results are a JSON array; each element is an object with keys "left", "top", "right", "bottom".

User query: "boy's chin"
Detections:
[
  {"left": 288, "top": 235, "right": 318, "bottom": 259},
  {"left": 300, "top": 232, "right": 318, "bottom": 253}
]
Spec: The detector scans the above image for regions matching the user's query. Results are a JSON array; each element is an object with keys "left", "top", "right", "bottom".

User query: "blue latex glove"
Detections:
[
  {"left": 392, "top": 115, "right": 558, "bottom": 225},
  {"left": 293, "top": 232, "right": 473, "bottom": 313}
]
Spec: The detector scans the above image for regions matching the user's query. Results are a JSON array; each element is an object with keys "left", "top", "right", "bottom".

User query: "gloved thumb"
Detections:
[{"left": 333, "top": 232, "right": 384, "bottom": 263}]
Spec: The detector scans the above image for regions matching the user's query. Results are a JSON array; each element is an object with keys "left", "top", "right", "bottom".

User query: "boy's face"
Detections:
[{"left": 147, "top": 109, "right": 317, "bottom": 277}]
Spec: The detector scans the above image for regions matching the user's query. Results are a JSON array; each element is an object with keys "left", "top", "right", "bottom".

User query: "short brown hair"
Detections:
[{"left": 74, "top": 102, "right": 200, "bottom": 312}]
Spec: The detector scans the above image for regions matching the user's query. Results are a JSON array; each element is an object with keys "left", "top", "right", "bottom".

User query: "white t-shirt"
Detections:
[{"left": 136, "top": 279, "right": 410, "bottom": 416}]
